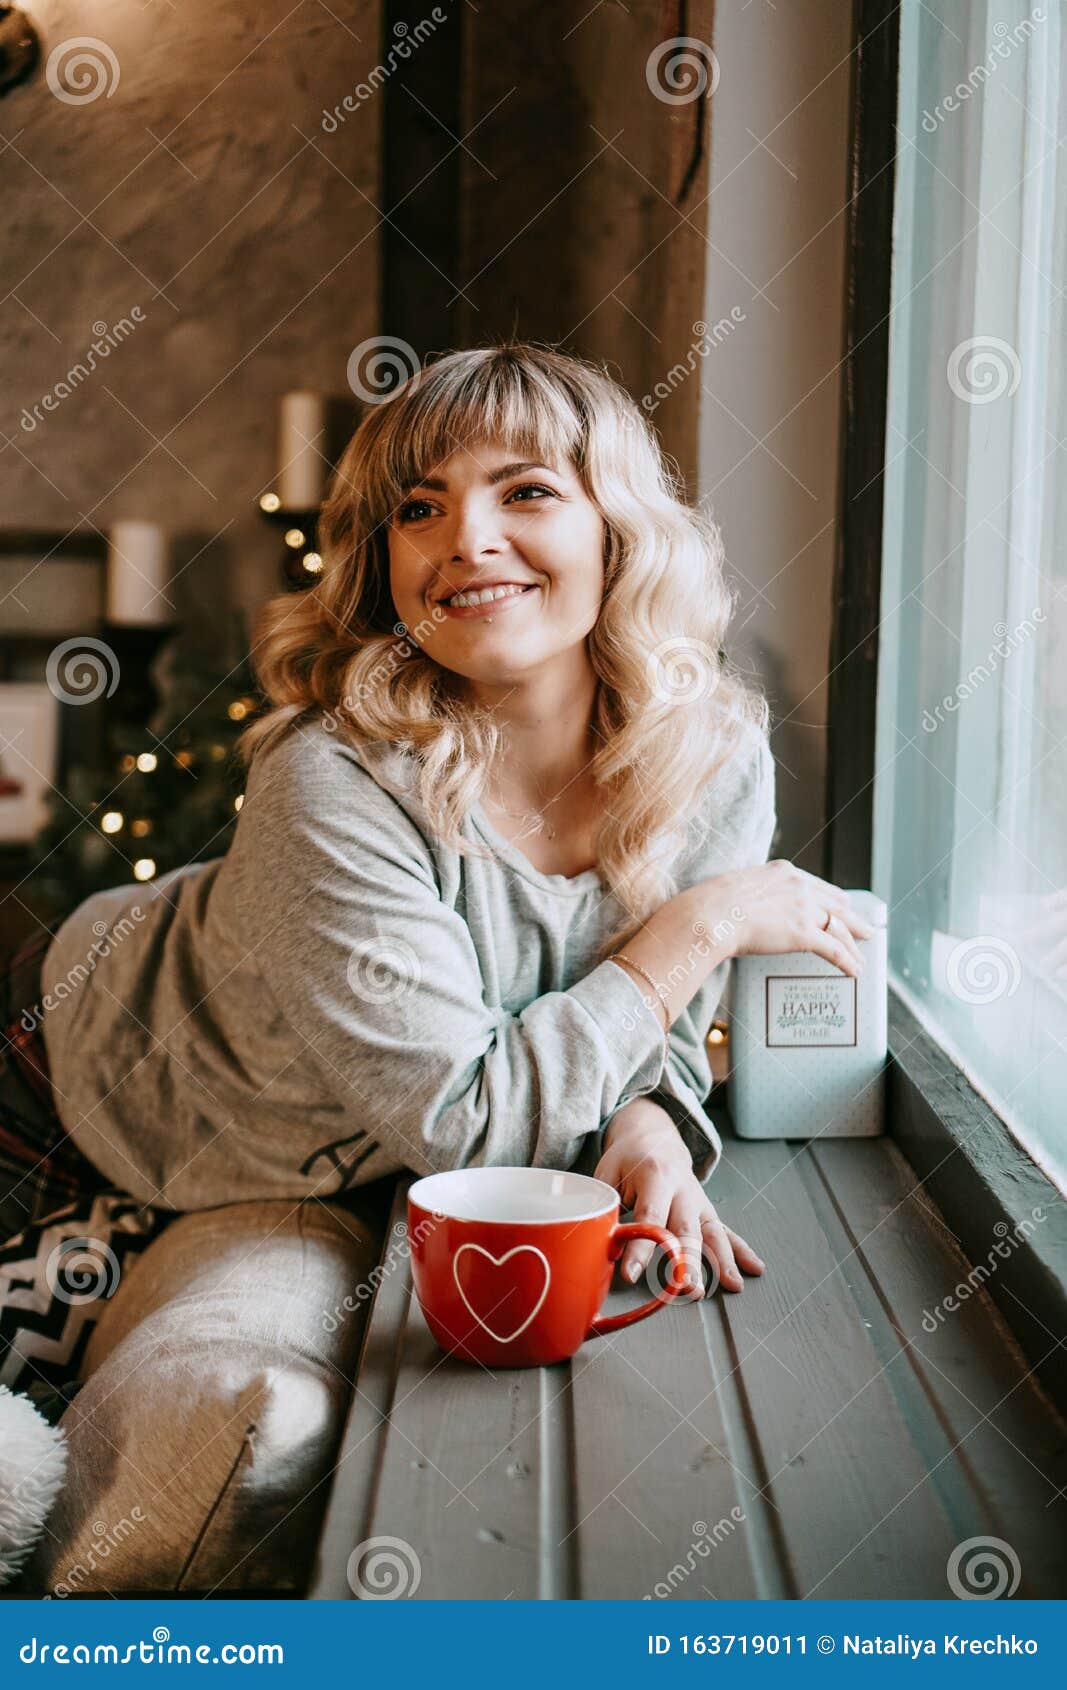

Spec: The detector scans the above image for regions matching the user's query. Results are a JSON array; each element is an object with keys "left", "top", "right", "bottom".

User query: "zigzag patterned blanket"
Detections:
[{"left": 0, "top": 1193, "right": 169, "bottom": 1398}]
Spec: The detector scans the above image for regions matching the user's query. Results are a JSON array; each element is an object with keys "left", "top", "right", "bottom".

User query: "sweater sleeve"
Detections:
[
  {"left": 589, "top": 728, "right": 779, "bottom": 1187},
  {"left": 230, "top": 724, "right": 669, "bottom": 1181}
]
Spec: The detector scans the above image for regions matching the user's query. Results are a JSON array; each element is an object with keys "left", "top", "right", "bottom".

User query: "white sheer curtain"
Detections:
[{"left": 873, "top": 0, "right": 1067, "bottom": 1192}]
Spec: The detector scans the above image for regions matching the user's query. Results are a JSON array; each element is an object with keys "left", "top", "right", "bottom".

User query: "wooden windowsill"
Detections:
[
  {"left": 310, "top": 1120, "right": 1067, "bottom": 1599},
  {"left": 887, "top": 988, "right": 1067, "bottom": 1416}
]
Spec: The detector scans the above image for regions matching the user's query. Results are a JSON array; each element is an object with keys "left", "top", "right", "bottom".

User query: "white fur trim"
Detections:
[{"left": 0, "top": 1386, "right": 68, "bottom": 1585}]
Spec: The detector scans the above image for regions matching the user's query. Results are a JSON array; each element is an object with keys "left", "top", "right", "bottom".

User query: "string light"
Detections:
[
  {"left": 259, "top": 492, "right": 281, "bottom": 513},
  {"left": 284, "top": 528, "right": 305, "bottom": 549},
  {"left": 302, "top": 552, "right": 323, "bottom": 574},
  {"left": 55, "top": 625, "right": 263, "bottom": 902}
]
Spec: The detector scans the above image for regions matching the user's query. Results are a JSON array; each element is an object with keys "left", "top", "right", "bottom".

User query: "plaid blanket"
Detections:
[
  {"left": 1, "top": 919, "right": 167, "bottom": 1401},
  {"left": 1, "top": 923, "right": 101, "bottom": 1233}
]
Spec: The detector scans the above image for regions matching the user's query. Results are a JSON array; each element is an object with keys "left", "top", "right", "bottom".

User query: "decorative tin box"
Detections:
[{"left": 728, "top": 890, "right": 888, "bottom": 1140}]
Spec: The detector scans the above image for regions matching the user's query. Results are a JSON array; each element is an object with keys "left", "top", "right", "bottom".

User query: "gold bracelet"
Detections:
[{"left": 608, "top": 952, "right": 671, "bottom": 1046}]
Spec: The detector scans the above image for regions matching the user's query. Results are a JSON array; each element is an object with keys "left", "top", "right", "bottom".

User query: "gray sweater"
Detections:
[{"left": 40, "top": 714, "right": 776, "bottom": 1211}]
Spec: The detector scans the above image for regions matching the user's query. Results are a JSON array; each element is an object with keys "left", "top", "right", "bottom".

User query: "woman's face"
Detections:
[{"left": 386, "top": 440, "right": 606, "bottom": 688}]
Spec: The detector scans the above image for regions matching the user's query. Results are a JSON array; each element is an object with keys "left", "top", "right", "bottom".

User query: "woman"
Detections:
[{"left": 4, "top": 343, "right": 871, "bottom": 1384}]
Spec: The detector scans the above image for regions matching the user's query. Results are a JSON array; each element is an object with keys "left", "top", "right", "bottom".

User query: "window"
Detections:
[{"left": 873, "top": 0, "right": 1066, "bottom": 1193}]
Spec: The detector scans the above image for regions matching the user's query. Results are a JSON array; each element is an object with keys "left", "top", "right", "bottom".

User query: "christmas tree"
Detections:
[{"left": 27, "top": 635, "right": 261, "bottom": 924}]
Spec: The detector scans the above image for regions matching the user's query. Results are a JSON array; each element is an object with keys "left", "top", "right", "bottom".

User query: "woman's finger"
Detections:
[
  {"left": 803, "top": 872, "right": 855, "bottom": 915},
  {"left": 724, "top": 1227, "right": 765, "bottom": 1275},
  {"left": 666, "top": 1199, "right": 708, "bottom": 1300},
  {"left": 701, "top": 1209, "right": 743, "bottom": 1292},
  {"left": 828, "top": 915, "right": 864, "bottom": 973},
  {"left": 805, "top": 875, "right": 876, "bottom": 940},
  {"left": 621, "top": 1173, "right": 674, "bottom": 1283},
  {"left": 841, "top": 904, "right": 876, "bottom": 941},
  {"left": 810, "top": 923, "right": 863, "bottom": 978}
]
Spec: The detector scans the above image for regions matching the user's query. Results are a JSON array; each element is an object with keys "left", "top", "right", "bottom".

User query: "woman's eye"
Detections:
[
  {"left": 396, "top": 484, "right": 556, "bottom": 524},
  {"left": 397, "top": 498, "right": 433, "bottom": 523}
]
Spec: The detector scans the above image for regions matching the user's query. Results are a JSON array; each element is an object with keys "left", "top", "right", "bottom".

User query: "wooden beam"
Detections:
[{"left": 825, "top": 0, "right": 901, "bottom": 886}]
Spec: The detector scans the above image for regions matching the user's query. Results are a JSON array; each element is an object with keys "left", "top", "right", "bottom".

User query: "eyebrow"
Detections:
[{"left": 401, "top": 460, "right": 559, "bottom": 493}]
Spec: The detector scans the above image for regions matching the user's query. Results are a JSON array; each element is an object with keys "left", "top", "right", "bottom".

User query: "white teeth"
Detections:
[{"left": 446, "top": 583, "right": 532, "bottom": 608}]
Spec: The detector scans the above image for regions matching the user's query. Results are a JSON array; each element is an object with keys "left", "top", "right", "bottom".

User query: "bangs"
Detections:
[{"left": 363, "top": 349, "right": 590, "bottom": 524}]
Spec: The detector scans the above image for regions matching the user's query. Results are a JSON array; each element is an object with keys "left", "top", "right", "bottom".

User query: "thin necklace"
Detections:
[
  {"left": 489, "top": 800, "right": 558, "bottom": 840},
  {"left": 487, "top": 779, "right": 568, "bottom": 841}
]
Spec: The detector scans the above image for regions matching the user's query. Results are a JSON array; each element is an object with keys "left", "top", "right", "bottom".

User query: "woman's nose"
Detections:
[{"left": 444, "top": 499, "right": 506, "bottom": 561}]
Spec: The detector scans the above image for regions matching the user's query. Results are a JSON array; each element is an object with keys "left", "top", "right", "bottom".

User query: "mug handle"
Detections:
[{"left": 586, "top": 1222, "right": 689, "bottom": 1338}]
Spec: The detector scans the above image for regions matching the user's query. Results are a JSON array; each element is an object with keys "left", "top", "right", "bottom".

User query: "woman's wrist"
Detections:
[
  {"left": 602, "top": 1094, "right": 680, "bottom": 1150},
  {"left": 598, "top": 1097, "right": 694, "bottom": 1210},
  {"left": 689, "top": 875, "right": 744, "bottom": 963}
]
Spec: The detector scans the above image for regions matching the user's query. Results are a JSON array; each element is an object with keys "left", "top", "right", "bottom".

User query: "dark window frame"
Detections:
[{"left": 826, "top": 0, "right": 1067, "bottom": 1411}]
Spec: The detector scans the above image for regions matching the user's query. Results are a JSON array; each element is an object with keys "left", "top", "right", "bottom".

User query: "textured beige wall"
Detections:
[
  {"left": 698, "top": 0, "right": 853, "bottom": 872},
  {"left": 2, "top": 0, "right": 382, "bottom": 645}
]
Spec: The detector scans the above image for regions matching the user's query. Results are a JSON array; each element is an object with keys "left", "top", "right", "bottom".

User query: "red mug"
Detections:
[{"left": 407, "top": 1166, "right": 688, "bottom": 1368}]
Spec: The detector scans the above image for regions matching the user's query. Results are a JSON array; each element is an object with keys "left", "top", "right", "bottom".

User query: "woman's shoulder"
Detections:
[
  {"left": 684, "top": 723, "right": 777, "bottom": 872},
  {"left": 711, "top": 720, "right": 775, "bottom": 812},
  {"left": 247, "top": 709, "right": 410, "bottom": 795},
  {"left": 239, "top": 711, "right": 435, "bottom": 868}
]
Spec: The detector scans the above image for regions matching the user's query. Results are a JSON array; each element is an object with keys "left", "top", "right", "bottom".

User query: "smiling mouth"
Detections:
[{"left": 439, "top": 583, "right": 540, "bottom": 610}]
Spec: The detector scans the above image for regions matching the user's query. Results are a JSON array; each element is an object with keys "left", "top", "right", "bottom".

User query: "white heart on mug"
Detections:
[{"left": 452, "top": 1242, "right": 551, "bottom": 1343}]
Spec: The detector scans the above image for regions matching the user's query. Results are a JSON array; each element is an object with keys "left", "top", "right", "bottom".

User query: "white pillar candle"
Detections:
[
  {"left": 277, "top": 390, "right": 327, "bottom": 509},
  {"left": 106, "top": 520, "right": 170, "bottom": 626}
]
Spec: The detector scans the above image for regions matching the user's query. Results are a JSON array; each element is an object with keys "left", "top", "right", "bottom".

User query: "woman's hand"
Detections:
[
  {"left": 706, "top": 860, "right": 875, "bottom": 978},
  {"left": 593, "top": 1098, "right": 765, "bottom": 1298}
]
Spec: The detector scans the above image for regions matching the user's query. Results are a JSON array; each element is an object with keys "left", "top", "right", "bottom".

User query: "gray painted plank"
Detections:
[
  {"left": 368, "top": 1301, "right": 549, "bottom": 1598},
  {"left": 568, "top": 1278, "right": 770, "bottom": 1599},
  {"left": 810, "top": 1137, "right": 1067, "bottom": 1598},
  {"left": 310, "top": 1176, "right": 415, "bottom": 1599},
  {"left": 708, "top": 1138, "right": 963, "bottom": 1599},
  {"left": 313, "top": 1175, "right": 551, "bottom": 1599}
]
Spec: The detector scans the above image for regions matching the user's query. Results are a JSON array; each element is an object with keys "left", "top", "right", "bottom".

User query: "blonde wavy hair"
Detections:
[{"left": 236, "top": 341, "right": 767, "bottom": 952}]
